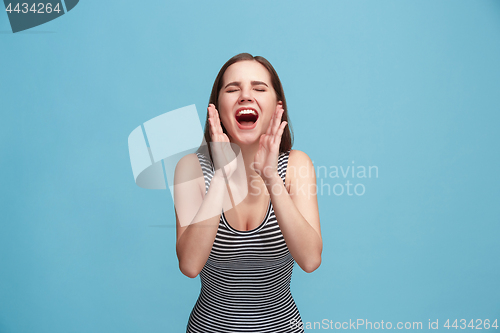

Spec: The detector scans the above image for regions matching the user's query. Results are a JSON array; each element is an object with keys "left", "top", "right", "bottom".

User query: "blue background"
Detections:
[{"left": 1, "top": 1, "right": 499, "bottom": 332}]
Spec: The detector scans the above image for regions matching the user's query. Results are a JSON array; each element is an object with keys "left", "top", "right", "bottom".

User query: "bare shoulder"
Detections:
[
  {"left": 285, "top": 150, "right": 316, "bottom": 187},
  {"left": 288, "top": 149, "right": 313, "bottom": 166},
  {"left": 174, "top": 153, "right": 204, "bottom": 184}
]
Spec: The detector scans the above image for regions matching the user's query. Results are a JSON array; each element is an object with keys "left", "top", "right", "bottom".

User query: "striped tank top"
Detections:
[{"left": 186, "top": 150, "right": 304, "bottom": 333}]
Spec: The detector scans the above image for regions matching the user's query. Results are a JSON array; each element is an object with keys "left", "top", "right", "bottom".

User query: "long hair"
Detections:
[{"left": 201, "top": 53, "right": 293, "bottom": 161}]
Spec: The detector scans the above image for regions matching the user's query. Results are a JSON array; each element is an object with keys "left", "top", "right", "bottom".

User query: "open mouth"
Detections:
[{"left": 235, "top": 109, "right": 259, "bottom": 128}]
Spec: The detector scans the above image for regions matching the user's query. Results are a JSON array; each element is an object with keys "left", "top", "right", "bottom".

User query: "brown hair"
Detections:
[{"left": 201, "top": 53, "right": 293, "bottom": 160}]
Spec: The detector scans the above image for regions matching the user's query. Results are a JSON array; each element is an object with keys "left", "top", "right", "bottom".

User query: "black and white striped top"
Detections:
[{"left": 186, "top": 150, "right": 304, "bottom": 333}]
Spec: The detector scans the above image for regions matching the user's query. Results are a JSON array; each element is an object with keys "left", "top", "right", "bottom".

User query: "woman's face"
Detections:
[{"left": 218, "top": 60, "right": 279, "bottom": 146}]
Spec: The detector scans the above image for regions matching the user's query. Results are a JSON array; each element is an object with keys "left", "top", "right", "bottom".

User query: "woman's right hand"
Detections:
[{"left": 208, "top": 104, "right": 237, "bottom": 180}]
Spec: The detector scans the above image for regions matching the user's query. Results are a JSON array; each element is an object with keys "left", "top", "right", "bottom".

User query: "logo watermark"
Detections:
[
  {"left": 250, "top": 161, "right": 379, "bottom": 198},
  {"left": 128, "top": 105, "right": 381, "bottom": 228}
]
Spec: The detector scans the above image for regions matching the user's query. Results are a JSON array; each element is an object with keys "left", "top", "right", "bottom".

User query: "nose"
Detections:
[{"left": 239, "top": 87, "right": 254, "bottom": 103}]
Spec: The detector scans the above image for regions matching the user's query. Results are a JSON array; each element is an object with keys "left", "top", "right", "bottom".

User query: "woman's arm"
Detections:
[
  {"left": 174, "top": 154, "right": 230, "bottom": 278},
  {"left": 175, "top": 104, "right": 239, "bottom": 278},
  {"left": 253, "top": 103, "right": 322, "bottom": 273},
  {"left": 264, "top": 150, "right": 322, "bottom": 273}
]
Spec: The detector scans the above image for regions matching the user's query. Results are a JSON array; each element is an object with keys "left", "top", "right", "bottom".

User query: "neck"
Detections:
[
  {"left": 232, "top": 141, "right": 269, "bottom": 198},
  {"left": 237, "top": 141, "right": 259, "bottom": 178}
]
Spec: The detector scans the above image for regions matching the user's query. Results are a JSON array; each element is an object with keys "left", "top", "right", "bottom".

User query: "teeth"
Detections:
[{"left": 236, "top": 109, "right": 257, "bottom": 116}]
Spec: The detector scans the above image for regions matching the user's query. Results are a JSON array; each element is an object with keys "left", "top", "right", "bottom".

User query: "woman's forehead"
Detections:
[{"left": 223, "top": 60, "right": 271, "bottom": 84}]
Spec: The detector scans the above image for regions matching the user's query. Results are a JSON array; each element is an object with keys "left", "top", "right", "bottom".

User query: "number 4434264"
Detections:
[
  {"left": 444, "top": 319, "right": 498, "bottom": 330},
  {"left": 5, "top": 3, "right": 62, "bottom": 14}
]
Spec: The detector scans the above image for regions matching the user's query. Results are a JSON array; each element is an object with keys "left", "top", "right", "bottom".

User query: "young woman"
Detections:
[{"left": 174, "top": 53, "right": 322, "bottom": 333}]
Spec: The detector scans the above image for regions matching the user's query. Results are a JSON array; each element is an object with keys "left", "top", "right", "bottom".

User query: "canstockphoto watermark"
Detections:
[
  {"left": 290, "top": 318, "right": 499, "bottom": 330},
  {"left": 290, "top": 318, "right": 424, "bottom": 330},
  {"left": 251, "top": 161, "right": 379, "bottom": 197}
]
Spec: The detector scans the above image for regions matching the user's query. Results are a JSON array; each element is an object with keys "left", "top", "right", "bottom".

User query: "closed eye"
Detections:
[{"left": 254, "top": 85, "right": 268, "bottom": 91}]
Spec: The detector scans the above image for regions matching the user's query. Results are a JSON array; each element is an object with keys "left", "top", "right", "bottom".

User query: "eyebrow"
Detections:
[{"left": 224, "top": 81, "right": 269, "bottom": 89}]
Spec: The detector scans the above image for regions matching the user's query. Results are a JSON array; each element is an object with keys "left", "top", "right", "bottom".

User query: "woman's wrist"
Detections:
[{"left": 212, "top": 169, "right": 228, "bottom": 183}]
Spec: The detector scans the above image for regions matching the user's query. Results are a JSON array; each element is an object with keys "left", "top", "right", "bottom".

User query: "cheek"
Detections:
[
  {"left": 261, "top": 112, "right": 274, "bottom": 129},
  {"left": 261, "top": 96, "right": 278, "bottom": 114},
  {"left": 217, "top": 99, "right": 231, "bottom": 119},
  {"left": 218, "top": 94, "right": 235, "bottom": 113},
  {"left": 218, "top": 111, "right": 232, "bottom": 129}
]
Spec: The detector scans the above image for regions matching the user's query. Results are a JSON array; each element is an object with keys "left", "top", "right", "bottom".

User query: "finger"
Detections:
[
  {"left": 269, "top": 108, "right": 277, "bottom": 136},
  {"left": 259, "top": 134, "right": 268, "bottom": 152},
  {"left": 208, "top": 118, "right": 215, "bottom": 138},
  {"left": 213, "top": 107, "right": 220, "bottom": 124},
  {"left": 208, "top": 104, "right": 221, "bottom": 134},
  {"left": 209, "top": 119, "right": 223, "bottom": 142},
  {"left": 265, "top": 122, "right": 272, "bottom": 136},
  {"left": 209, "top": 114, "right": 218, "bottom": 136},
  {"left": 265, "top": 113, "right": 274, "bottom": 136},
  {"left": 267, "top": 106, "right": 280, "bottom": 136},
  {"left": 278, "top": 120, "right": 287, "bottom": 136},
  {"left": 208, "top": 106, "right": 217, "bottom": 134},
  {"left": 259, "top": 134, "right": 270, "bottom": 149},
  {"left": 208, "top": 104, "right": 215, "bottom": 119},
  {"left": 266, "top": 104, "right": 281, "bottom": 135},
  {"left": 210, "top": 109, "right": 221, "bottom": 136},
  {"left": 215, "top": 109, "right": 224, "bottom": 135},
  {"left": 271, "top": 107, "right": 282, "bottom": 136},
  {"left": 274, "top": 121, "right": 287, "bottom": 145},
  {"left": 259, "top": 134, "right": 266, "bottom": 146}
]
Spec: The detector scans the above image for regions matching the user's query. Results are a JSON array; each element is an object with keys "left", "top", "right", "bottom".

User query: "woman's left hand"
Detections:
[{"left": 253, "top": 102, "right": 287, "bottom": 184}]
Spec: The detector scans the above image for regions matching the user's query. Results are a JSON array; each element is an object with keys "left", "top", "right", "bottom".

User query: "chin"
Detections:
[{"left": 231, "top": 133, "right": 261, "bottom": 147}]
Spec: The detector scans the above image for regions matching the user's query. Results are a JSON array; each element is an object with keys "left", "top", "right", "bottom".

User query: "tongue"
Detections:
[{"left": 236, "top": 113, "right": 257, "bottom": 126}]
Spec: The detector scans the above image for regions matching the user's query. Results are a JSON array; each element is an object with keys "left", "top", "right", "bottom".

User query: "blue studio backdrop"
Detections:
[{"left": 1, "top": 1, "right": 499, "bottom": 332}]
